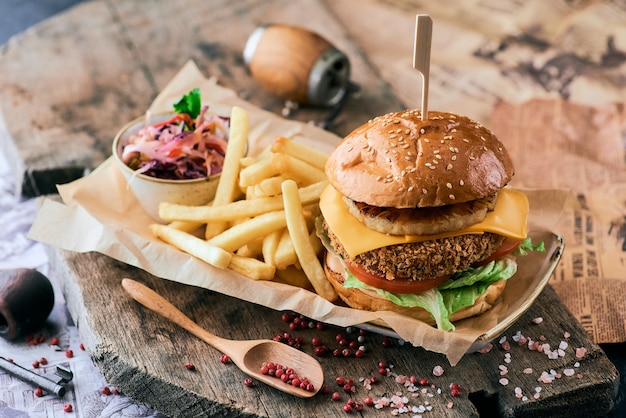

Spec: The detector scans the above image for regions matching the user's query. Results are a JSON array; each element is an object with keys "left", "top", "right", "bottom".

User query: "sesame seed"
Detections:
[
  {"left": 398, "top": 187, "right": 404, "bottom": 192},
  {"left": 429, "top": 165, "right": 436, "bottom": 170},
  {"left": 376, "top": 176, "right": 382, "bottom": 181},
  {"left": 408, "top": 186, "right": 414, "bottom": 192},
  {"left": 396, "top": 128, "right": 402, "bottom": 133},
  {"left": 451, "top": 129, "right": 457, "bottom": 133},
  {"left": 462, "top": 138, "right": 469, "bottom": 143},
  {"left": 449, "top": 194, "right": 456, "bottom": 200},
  {"left": 470, "top": 156, "right": 476, "bottom": 160},
  {"left": 433, "top": 149, "right": 440, "bottom": 154},
  {"left": 459, "top": 180, "right": 464, "bottom": 186},
  {"left": 446, "top": 182, "right": 453, "bottom": 189},
  {"left": 444, "top": 135, "right": 452, "bottom": 140},
  {"left": 446, "top": 164, "right": 453, "bottom": 170},
  {"left": 423, "top": 138, "right": 430, "bottom": 143},
  {"left": 481, "top": 136, "right": 486, "bottom": 141},
  {"left": 402, "top": 143, "right": 409, "bottom": 148},
  {"left": 451, "top": 155, "right": 457, "bottom": 161},
  {"left": 425, "top": 162, "right": 432, "bottom": 167},
  {"left": 420, "top": 128, "right": 425, "bottom": 134},
  {"left": 405, "top": 129, "right": 411, "bottom": 135},
  {"left": 422, "top": 188, "right": 428, "bottom": 194}
]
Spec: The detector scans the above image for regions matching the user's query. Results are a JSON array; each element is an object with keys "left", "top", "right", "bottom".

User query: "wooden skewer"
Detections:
[{"left": 413, "top": 14, "right": 432, "bottom": 121}]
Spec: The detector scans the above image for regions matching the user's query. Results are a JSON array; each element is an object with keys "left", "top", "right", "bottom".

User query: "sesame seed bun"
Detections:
[{"left": 325, "top": 109, "right": 514, "bottom": 208}]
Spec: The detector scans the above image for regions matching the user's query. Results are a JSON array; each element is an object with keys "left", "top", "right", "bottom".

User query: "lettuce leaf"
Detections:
[
  {"left": 514, "top": 237, "right": 545, "bottom": 256},
  {"left": 173, "top": 87, "right": 202, "bottom": 119}
]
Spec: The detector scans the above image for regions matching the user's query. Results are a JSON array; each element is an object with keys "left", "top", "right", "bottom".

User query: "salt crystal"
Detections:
[
  {"left": 574, "top": 362, "right": 580, "bottom": 367},
  {"left": 432, "top": 365, "right": 444, "bottom": 376},
  {"left": 515, "top": 387, "right": 522, "bottom": 395},
  {"left": 532, "top": 317, "right": 544, "bottom": 324},
  {"left": 564, "top": 331, "right": 570, "bottom": 338},
  {"left": 477, "top": 343, "right": 493, "bottom": 353},
  {"left": 563, "top": 368, "right": 575, "bottom": 376},
  {"left": 523, "top": 368, "right": 533, "bottom": 374},
  {"left": 575, "top": 347, "right": 587, "bottom": 359},
  {"left": 559, "top": 341, "right": 569, "bottom": 350},
  {"left": 447, "top": 401, "right": 454, "bottom": 409},
  {"left": 499, "top": 378, "right": 509, "bottom": 386}
]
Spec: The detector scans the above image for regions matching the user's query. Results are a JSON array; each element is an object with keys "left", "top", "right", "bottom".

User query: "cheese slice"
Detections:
[{"left": 319, "top": 185, "right": 529, "bottom": 257}]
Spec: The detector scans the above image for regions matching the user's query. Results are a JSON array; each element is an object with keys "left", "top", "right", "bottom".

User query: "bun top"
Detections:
[{"left": 325, "top": 109, "right": 514, "bottom": 208}]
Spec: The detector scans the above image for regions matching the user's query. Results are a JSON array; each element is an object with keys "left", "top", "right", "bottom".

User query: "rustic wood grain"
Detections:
[
  {"left": 46, "top": 246, "right": 618, "bottom": 418},
  {"left": 0, "top": 0, "right": 403, "bottom": 197}
]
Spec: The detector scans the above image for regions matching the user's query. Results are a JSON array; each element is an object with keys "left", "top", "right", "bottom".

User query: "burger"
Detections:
[{"left": 317, "top": 109, "right": 542, "bottom": 331}]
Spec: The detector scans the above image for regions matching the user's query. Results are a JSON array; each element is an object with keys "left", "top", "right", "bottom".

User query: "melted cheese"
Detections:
[{"left": 319, "top": 186, "right": 529, "bottom": 257}]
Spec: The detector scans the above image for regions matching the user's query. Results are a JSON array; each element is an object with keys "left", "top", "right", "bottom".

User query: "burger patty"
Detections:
[{"left": 325, "top": 221, "right": 505, "bottom": 281}]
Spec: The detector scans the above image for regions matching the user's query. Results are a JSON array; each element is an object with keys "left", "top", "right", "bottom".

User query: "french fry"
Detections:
[
  {"left": 271, "top": 136, "right": 328, "bottom": 170},
  {"left": 274, "top": 228, "right": 297, "bottom": 270},
  {"left": 150, "top": 224, "right": 232, "bottom": 269},
  {"left": 167, "top": 220, "right": 204, "bottom": 233},
  {"left": 159, "top": 180, "right": 328, "bottom": 223},
  {"left": 207, "top": 210, "right": 287, "bottom": 252},
  {"left": 274, "top": 266, "right": 314, "bottom": 291},
  {"left": 239, "top": 158, "right": 278, "bottom": 190},
  {"left": 271, "top": 153, "right": 327, "bottom": 185},
  {"left": 281, "top": 179, "right": 337, "bottom": 301},
  {"left": 262, "top": 229, "right": 282, "bottom": 266},
  {"left": 246, "top": 175, "right": 286, "bottom": 199},
  {"left": 228, "top": 254, "right": 276, "bottom": 281},
  {"left": 236, "top": 238, "right": 263, "bottom": 258},
  {"left": 205, "top": 106, "right": 249, "bottom": 239}
]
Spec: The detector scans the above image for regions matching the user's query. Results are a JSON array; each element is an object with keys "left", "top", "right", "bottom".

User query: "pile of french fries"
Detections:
[{"left": 150, "top": 106, "right": 337, "bottom": 302}]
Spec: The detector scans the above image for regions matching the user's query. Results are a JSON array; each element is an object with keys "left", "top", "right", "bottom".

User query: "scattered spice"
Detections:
[{"left": 259, "top": 362, "right": 315, "bottom": 392}]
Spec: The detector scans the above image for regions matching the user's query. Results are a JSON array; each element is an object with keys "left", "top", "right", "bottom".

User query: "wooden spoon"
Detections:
[{"left": 121, "top": 278, "right": 324, "bottom": 398}]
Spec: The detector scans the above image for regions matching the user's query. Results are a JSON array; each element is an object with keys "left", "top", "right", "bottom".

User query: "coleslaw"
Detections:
[{"left": 121, "top": 88, "right": 230, "bottom": 180}]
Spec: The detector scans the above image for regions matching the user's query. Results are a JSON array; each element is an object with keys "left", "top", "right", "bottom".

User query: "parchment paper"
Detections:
[{"left": 28, "top": 61, "right": 568, "bottom": 365}]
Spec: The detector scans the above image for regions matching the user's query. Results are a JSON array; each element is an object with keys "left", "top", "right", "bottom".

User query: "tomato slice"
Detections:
[
  {"left": 473, "top": 238, "right": 522, "bottom": 267},
  {"left": 345, "top": 261, "right": 450, "bottom": 294}
]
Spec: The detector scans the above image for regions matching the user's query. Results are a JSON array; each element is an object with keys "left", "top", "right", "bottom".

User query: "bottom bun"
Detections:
[{"left": 324, "top": 252, "right": 507, "bottom": 326}]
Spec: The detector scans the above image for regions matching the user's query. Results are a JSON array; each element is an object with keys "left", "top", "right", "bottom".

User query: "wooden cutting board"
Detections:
[{"left": 2, "top": 0, "right": 619, "bottom": 416}]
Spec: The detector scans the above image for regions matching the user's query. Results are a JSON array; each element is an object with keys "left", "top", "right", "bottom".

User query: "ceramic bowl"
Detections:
[{"left": 112, "top": 113, "right": 222, "bottom": 221}]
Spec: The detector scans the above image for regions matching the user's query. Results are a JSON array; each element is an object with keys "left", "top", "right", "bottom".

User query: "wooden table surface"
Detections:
[{"left": 1, "top": 0, "right": 623, "bottom": 417}]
